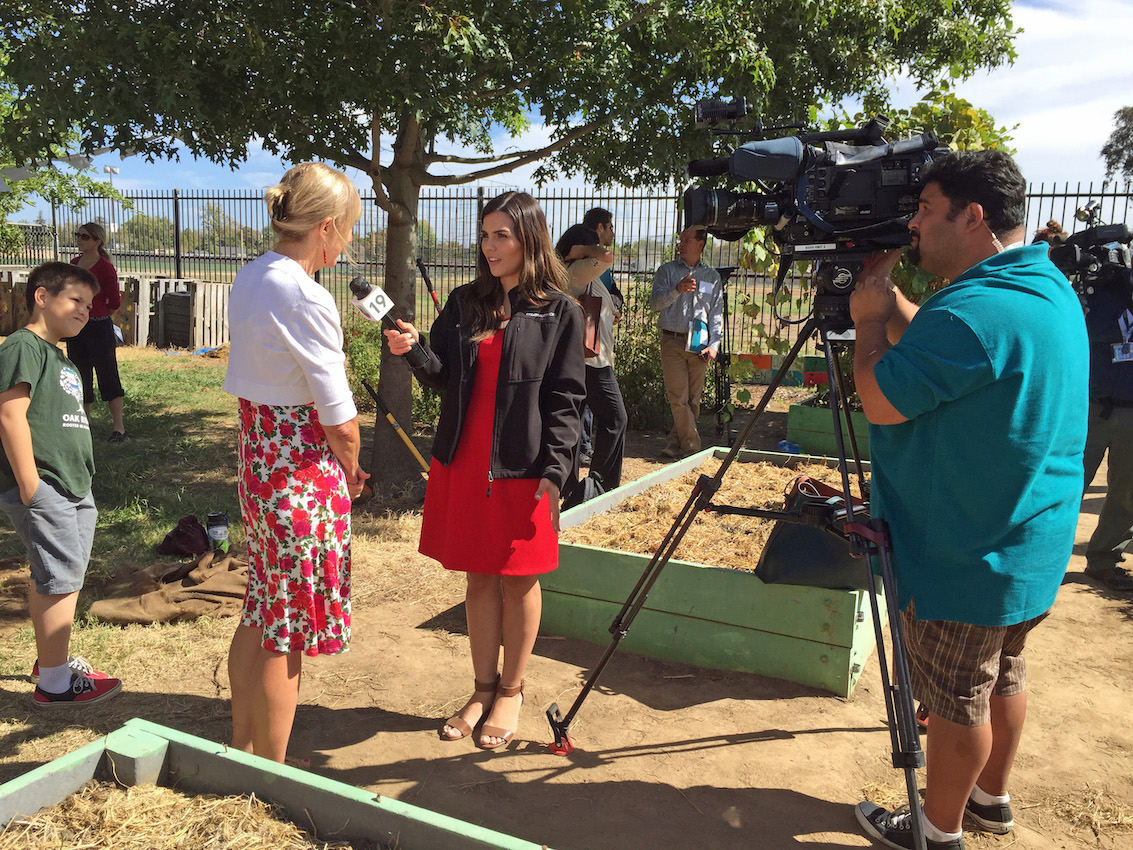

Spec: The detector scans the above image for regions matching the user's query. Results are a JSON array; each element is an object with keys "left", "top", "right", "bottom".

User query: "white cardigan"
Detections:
[{"left": 223, "top": 252, "right": 358, "bottom": 426}]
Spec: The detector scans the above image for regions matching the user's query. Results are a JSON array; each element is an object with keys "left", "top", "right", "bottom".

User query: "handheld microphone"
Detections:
[{"left": 349, "top": 277, "right": 431, "bottom": 369}]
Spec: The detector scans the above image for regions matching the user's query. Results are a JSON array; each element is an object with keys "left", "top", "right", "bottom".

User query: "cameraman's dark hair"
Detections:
[
  {"left": 583, "top": 207, "right": 613, "bottom": 230},
  {"left": 25, "top": 262, "right": 99, "bottom": 313},
  {"left": 923, "top": 150, "right": 1026, "bottom": 235}
]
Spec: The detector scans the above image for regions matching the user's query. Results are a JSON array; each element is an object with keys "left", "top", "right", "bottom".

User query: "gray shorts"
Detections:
[{"left": 0, "top": 480, "right": 96, "bottom": 595}]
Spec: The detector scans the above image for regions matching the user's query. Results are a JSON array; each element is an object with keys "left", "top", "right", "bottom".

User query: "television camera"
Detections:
[
  {"left": 683, "top": 98, "right": 949, "bottom": 325},
  {"left": 1048, "top": 201, "right": 1133, "bottom": 300},
  {"left": 547, "top": 97, "right": 934, "bottom": 850}
]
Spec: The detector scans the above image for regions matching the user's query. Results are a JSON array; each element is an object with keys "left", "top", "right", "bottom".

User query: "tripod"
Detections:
[
  {"left": 545, "top": 285, "right": 928, "bottom": 850},
  {"left": 713, "top": 266, "right": 738, "bottom": 442}
]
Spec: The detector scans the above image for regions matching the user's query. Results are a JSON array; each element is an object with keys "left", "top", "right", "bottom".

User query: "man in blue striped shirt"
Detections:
[{"left": 650, "top": 227, "right": 723, "bottom": 458}]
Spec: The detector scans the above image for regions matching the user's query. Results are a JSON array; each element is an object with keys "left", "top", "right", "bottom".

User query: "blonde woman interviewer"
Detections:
[{"left": 222, "top": 163, "right": 369, "bottom": 763}]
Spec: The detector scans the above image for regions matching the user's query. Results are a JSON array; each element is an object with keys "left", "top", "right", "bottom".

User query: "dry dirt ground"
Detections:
[{"left": 1, "top": 406, "right": 1131, "bottom": 850}]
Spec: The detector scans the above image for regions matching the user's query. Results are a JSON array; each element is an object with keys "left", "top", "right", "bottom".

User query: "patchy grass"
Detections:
[{"left": 0, "top": 344, "right": 453, "bottom": 779}]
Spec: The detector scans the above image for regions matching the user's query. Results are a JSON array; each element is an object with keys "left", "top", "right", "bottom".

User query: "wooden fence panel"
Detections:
[{"left": 1, "top": 271, "right": 232, "bottom": 349}]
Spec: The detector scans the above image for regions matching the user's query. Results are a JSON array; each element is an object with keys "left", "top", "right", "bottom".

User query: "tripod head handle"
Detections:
[{"left": 714, "top": 265, "right": 739, "bottom": 284}]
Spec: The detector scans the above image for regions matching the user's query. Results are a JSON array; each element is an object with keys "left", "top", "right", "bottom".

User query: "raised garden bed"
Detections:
[
  {"left": 543, "top": 449, "right": 883, "bottom": 697},
  {"left": 786, "top": 400, "right": 871, "bottom": 460},
  {"left": 0, "top": 719, "right": 546, "bottom": 850}
]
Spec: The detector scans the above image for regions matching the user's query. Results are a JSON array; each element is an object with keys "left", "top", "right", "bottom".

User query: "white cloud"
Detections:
[{"left": 892, "top": 0, "right": 1133, "bottom": 186}]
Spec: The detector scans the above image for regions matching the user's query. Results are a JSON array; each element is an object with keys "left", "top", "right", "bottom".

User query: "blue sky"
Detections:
[{"left": 13, "top": 0, "right": 1133, "bottom": 221}]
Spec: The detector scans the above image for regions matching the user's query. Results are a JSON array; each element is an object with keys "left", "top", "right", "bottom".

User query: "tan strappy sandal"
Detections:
[
  {"left": 479, "top": 680, "right": 524, "bottom": 750},
  {"left": 440, "top": 676, "right": 498, "bottom": 741}
]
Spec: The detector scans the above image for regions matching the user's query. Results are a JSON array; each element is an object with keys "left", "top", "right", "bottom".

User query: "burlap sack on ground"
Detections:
[{"left": 89, "top": 546, "right": 248, "bottom": 625}]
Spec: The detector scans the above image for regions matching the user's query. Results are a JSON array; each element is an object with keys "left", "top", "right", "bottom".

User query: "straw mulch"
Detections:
[
  {"left": 1047, "top": 783, "right": 1133, "bottom": 838},
  {"left": 0, "top": 781, "right": 388, "bottom": 850},
  {"left": 560, "top": 459, "right": 856, "bottom": 570}
]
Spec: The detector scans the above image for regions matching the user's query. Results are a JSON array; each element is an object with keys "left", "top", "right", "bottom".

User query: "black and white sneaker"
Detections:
[
  {"left": 964, "top": 796, "right": 1013, "bottom": 834},
  {"left": 855, "top": 802, "right": 964, "bottom": 850}
]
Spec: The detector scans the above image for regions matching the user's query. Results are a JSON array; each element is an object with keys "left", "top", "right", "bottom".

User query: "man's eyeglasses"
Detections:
[{"left": 73, "top": 232, "right": 94, "bottom": 241}]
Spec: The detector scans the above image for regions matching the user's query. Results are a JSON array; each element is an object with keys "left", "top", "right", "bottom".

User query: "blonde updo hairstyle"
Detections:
[{"left": 265, "top": 163, "right": 362, "bottom": 262}]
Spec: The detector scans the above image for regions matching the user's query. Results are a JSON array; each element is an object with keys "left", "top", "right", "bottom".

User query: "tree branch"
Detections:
[
  {"left": 366, "top": 119, "right": 394, "bottom": 212},
  {"left": 291, "top": 117, "right": 371, "bottom": 172},
  {"left": 615, "top": 0, "right": 668, "bottom": 35},
  {"left": 427, "top": 150, "right": 539, "bottom": 165},
  {"left": 422, "top": 121, "right": 602, "bottom": 186}
]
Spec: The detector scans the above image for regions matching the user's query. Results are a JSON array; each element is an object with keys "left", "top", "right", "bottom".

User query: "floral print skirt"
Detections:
[{"left": 237, "top": 398, "right": 351, "bottom": 656}]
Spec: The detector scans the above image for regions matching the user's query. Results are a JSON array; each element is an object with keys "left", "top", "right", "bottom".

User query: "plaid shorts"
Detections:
[{"left": 900, "top": 599, "right": 1048, "bottom": 727}]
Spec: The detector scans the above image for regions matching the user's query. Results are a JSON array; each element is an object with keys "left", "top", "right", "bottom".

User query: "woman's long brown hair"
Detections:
[{"left": 463, "top": 192, "right": 569, "bottom": 341}]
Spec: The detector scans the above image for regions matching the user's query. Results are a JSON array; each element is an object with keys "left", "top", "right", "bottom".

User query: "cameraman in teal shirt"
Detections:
[{"left": 850, "top": 151, "right": 1088, "bottom": 850}]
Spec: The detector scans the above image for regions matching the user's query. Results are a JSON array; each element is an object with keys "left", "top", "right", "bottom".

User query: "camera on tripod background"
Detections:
[
  {"left": 683, "top": 98, "right": 949, "bottom": 298},
  {"left": 1048, "top": 220, "right": 1133, "bottom": 297}
]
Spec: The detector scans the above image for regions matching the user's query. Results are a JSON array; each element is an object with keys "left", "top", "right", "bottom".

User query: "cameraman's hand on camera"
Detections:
[
  {"left": 383, "top": 319, "right": 419, "bottom": 356},
  {"left": 701, "top": 346, "right": 718, "bottom": 362},
  {"left": 676, "top": 273, "right": 697, "bottom": 294},
  {"left": 849, "top": 250, "right": 902, "bottom": 326}
]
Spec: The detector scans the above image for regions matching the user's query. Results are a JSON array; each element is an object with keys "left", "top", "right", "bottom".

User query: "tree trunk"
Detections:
[{"left": 368, "top": 118, "right": 427, "bottom": 490}]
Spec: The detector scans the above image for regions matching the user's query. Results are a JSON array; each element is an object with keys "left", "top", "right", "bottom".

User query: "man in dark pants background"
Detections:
[
  {"left": 1079, "top": 259, "right": 1133, "bottom": 590},
  {"left": 555, "top": 208, "right": 627, "bottom": 493},
  {"left": 850, "top": 150, "right": 1089, "bottom": 849}
]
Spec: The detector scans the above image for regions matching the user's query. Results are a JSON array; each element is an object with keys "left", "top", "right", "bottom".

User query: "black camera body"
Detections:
[
  {"left": 1049, "top": 223, "right": 1133, "bottom": 298},
  {"left": 684, "top": 107, "right": 946, "bottom": 265}
]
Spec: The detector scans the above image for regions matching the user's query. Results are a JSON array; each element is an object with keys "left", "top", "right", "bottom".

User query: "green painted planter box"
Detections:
[
  {"left": 545, "top": 449, "right": 883, "bottom": 697},
  {"left": 0, "top": 719, "right": 547, "bottom": 850},
  {"left": 786, "top": 401, "right": 871, "bottom": 460},
  {"left": 770, "top": 354, "right": 805, "bottom": 386}
]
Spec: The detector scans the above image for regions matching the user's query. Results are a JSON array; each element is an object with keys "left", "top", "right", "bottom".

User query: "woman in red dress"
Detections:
[{"left": 385, "top": 192, "right": 585, "bottom": 749}]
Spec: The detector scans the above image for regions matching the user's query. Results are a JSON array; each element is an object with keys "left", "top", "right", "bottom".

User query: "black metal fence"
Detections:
[{"left": 5, "top": 182, "right": 1131, "bottom": 357}]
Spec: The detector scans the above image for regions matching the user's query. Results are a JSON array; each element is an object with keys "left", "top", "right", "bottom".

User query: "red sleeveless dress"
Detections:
[{"left": 418, "top": 330, "right": 559, "bottom": 575}]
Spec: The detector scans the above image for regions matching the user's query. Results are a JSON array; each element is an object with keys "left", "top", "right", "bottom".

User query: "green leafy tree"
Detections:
[
  {"left": 117, "top": 212, "right": 175, "bottom": 253},
  {"left": 416, "top": 219, "right": 439, "bottom": 262},
  {"left": 0, "top": 1, "right": 1020, "bottom": 483},
  {"left": 1, "top": 52, "right": 122, "bottom": 253},
  {"left": 359, "top": 228, "right": 387, "bottom": 264},
  {"left": 1101, "top": 106, "right": 1133, "bottom": 183}
]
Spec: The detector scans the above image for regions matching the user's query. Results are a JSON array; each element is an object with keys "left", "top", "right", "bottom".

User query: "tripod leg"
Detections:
[
  {"left": 546, "top": 319, "right": 821, "bottom": 753},
  {"left": 819, "top": 334, "right": 869, "bottom": 508},
  {"left": 826, "top": 339, "right": 869, "bottom": 488},
  {"left": 853, "top": 519, "right": 928, "bottom": 850},
  {"left": 814, "top": 320, "right": 925, "bottom": 848}
]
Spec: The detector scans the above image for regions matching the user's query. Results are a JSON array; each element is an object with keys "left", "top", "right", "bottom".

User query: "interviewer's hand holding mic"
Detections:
[{"left": 383, "top": 320, "right": 419, "bottom": 357}]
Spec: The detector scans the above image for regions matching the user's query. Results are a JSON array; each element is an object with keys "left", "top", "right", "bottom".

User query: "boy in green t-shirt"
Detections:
[{"left": 0, "top": 262, "right": 122, "bottom": 706}]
